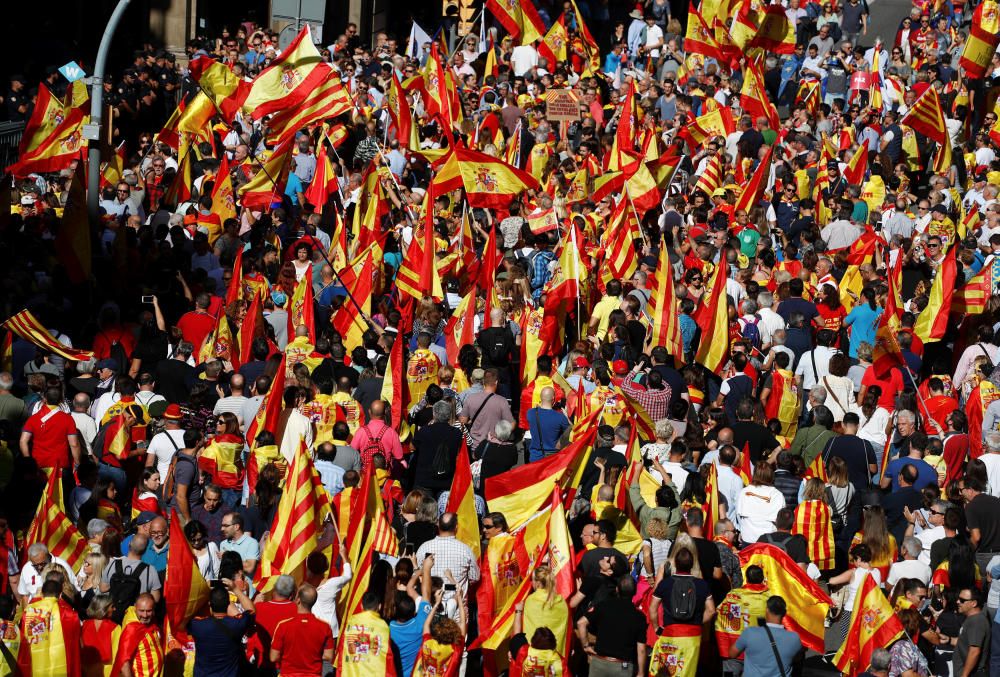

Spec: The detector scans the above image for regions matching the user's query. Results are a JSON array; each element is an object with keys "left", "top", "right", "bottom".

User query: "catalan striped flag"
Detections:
[
  {"left": 1, "top": 309, "right": 94, "bottom": 362},
  {"left": 679, "top": 107, "right": 735, "bottom": 150},
  {"left": 913, "top": 244, "right": 957, "bottom": 342},
  {"left": 446, "top": 440, "right": 481, "bottom": 559},
  {"left": 110, "top": 621, "right": 164, "bottom": 677},
  {"left": 693, "top": 262, "right": 730, "bottom": 374},
  {"left": 952, "top": 263, "right": 992, "bottom": 315},
  {"left": 793, "top": 499, "right": 835, "bottom": 570},
  {"left": 901, "top": 86, "right": 948, "bottom": 147},
  {"left": 648, "top": 245, "right": 683, "bottom": 359},
  {"left": 739, "top": 543, "right": 833, "bottom": 653},
  {"left": 796, "top": 79, "right": 821, "bottom": 117},
  {"left": 692, "top": 153, "right": 724, "bottom": 196},
  {"left": 163, "top": 508, "right": 210, "bottom": 631},
  {"left": 703, "top": 462, "right": 721, "bottom": 538},
  {"left": 802, "top": 452, "right": 829, "bottom": 483},
  {"left": 198, "top": 433, "right": 245, "bottom": 490},
  {"left": 264, "top": 74, "right": 351, "bottom": 145},
  {"left": 26, "top": 470, "right": 87, "bottom": 572},
  {"left": 833, "top": 573, "right": 904, "bottom": 675},
  {"left": 255, "top": 439, "right": 334, "bottom": 592}
]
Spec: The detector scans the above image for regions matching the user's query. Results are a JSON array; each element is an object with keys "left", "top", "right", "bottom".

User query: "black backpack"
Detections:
[
  {"left": 487, "top": 331, "right": 509, "bottom": 366},
  {"left": 109, "top": 559, "right": 148, "bottom": 623},
  {"left": 431, "top": 441, "right": 452, "bottom": 477},
  {"left": 103, "top": 331, "right": 130, "bottom": 373},
  {"left": 669, "top": 576, "right": 698, "bottom": 623}
]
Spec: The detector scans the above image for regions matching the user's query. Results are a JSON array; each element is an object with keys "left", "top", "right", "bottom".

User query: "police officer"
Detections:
[{"left": 5, "top": 75, "right": 29, "bottom": 122}]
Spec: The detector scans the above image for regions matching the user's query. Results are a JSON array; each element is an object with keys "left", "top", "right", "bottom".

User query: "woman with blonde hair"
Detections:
[
  {"left": 793, "top": 478, "right": 835, "bottom": 570},
  {"left": 665, "top": 533, "right": 703, "bottom": 580},
  {"left": 851, "top": 505, "right": 898, "bottom": 580},
  {"left": 77, "top": 552, "right": 108, "bottom": 610},
  {"left": 518, "top": 565, "right": 570, "bottom": 651},
  {"left": 639, "top": 517, "right": 673, "bottom": 584}
]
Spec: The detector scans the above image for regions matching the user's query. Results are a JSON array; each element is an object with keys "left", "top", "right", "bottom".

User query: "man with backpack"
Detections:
[
  {"left": 100, "top": 534, "right": 162, "bottom": 621},
  {"left": 167, "top": 429, "right": 205, "bottom": 523},
  {"left": 647, "top": 548, "right": 716, "bottom": 632},
  {"left": 351, "top": 400, "right": 405, "bottom": 475}
]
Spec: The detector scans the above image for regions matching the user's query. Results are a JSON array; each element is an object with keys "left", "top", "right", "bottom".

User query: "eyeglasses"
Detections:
[
  {"left": 483, "top": 522, "right": 496, "bottom": 530},
  {"left": 917, "top": 206, "right": 928, "bottom": 211},
  {"left": 221, "top": 522, "right": 234, "bottom": 528},
  {"left": 927, "top": 243, "right": 940, "bottom": 249},
  {"left": 959, "top": 596, "right": 974, "bottom": 603},
  {"left": 930, "top": 509, "right": 945, "bottom": 516}
]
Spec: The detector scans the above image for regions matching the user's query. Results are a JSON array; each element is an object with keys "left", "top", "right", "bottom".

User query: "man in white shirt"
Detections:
[
  {"left": 18, "top": 543, "right": 79, "bottom": 602},
  {"left": 510, "top": 43, "right": 539, "bottom": 77},
  {"left": 213, "top": 374, "right": 250, "bottom": 425},
  {"left": 146, "top": 404, "right": 187, "bottom": 478},
  {"left": 886, "top": 537, "right": 932, "bottom": 586},
  {"left": 756, "top": 292, "right": 786, "bottom": 341},
  {"left": 794, "top": 330, "right": 839, "bottom": 392},
  {"left": 979, "top": 432, "right": 1000, "bottom": 496},
  {"left": 70, "top": 394, "right": 98, "bottom": 455},
  {"left": 716, "top": 445, "right": 746, "bottom": 525},
  {"left": 906, "top": 499, "right": 950, "bottom": 566},
  {"left": 736, "top": 465, "right": 785, "bottom": 543}
]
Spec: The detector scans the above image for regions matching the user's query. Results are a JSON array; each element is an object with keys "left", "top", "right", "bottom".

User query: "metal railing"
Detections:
[{"left": 0, "top": 122, "right": 25, "bottom": 170}]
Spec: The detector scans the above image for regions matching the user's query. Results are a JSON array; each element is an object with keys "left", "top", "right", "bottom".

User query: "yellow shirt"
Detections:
[{"left": 590, "top": 295, "right": 622, "bottom": 342}]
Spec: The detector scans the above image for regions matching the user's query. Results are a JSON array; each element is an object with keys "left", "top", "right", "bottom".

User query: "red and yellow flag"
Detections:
[
  {"left": 303, "top": 137, "right": 340, "bottom": 213},
  {"left": 833, "top": 573, "right": 904, "bottom": 675},
  {"left": 287, "top": 266, "right": 317, "bottom": 343},
  {"left": 256, "top": 439, "right": 334, "bottom": 591},
  {"left": 445, "top": 440, "right": 481, "bottom": 559},
  {"left": 486, "top": 0, "right": 546, "bottom": 44},
  {"left": 444, "top": 285, "right": 478, "bottom": 367},
  {"left": 242, "top": 26, "right": 334, "bottom": 120},
  {"left": 331, "top": 252, "right": 375, "bottom": 355},
  {"left": 693, "top": 153, "right": 724, "bottom": 196},
  {"left": 961, "top": 0, "right": 1000, "bottom": 78},
  {"left": 693, "top": 263, "right": 730, "bottom": 374},
  {"left": 739, "top": 543, "right": 833, "bottom": 653},
  {"left": 198, "top": 433, "right": 245, "bottom": 490},
  {"left": 246, "top": 355, "right": 286, "bottom": 450},
  {"left": 188, "top": 55, "right": 247, "bottom": 119},
  {"left": 7, "top": 85, "right": 87, "bottom": 177},
  {"left": 715, "top": 583, "right": 769, "bottom": 657},
  {"left": 264, "top": 75, "right": 351, "bottom": 145},
  {"left": 650, "top": 625, "right": 701, "bottom": 677},
  {"left": 872, "top": 254, "right": 905, "bottom": 377},
  {"left": 952, "top": 263, "right": 992, "bottom": 315},
  {"left": 679, "top": 107, "right": 735, "bottom": 149},
  {"left": 54, "top": 168, "right": 92, "bottom": 284},
  {"left": 198, "top": 311, "right": 238, "bottom": 369},
  {"left": 914, "top": 243, "right": 957, "bottom": 342},
  {"left": 740, "top": 59, "right": 780, "bottom": 132},
  {"left": 380, "top": 331, "right": 409, "bottom": 439},
  {"left": 164, "top": 508, "right": 211, "bottom": 630},
  {"left": 26, "top": 470, "right": 88, "bottom": 572},
  {"left": 2, "top": 308, "right": 94, "bottom": 362},
  {"left": 238, "top": 139, "right": 294, "bottom": 210},
  {"left": 685, "top": 2, "right": 726, "bottom": 61},
  {"left": 110, "top": 621, "right": 164, "bottom": 677},
  {"left": 649, "top": 245, "right": 683, "bottom": 359},
  {"left": 793, "top": 499, "right": 835, "bottom": 570},
  {"left": 734, "top": 144, "right": 774, "bottom": 215},
  {"left": 17, "top": 596, "right": 77, "bottom": 677}
]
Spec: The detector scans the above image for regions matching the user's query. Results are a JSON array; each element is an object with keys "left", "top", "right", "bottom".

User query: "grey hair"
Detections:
[
  {"left": 273, "top": 575, "right": 297, "bottom": 598},
  {"left": 0, "top": 373, "right": 12, "bottom": 391},
  {"left": 809, "top": 386, "right": 828, "bottom": 404},
  {"left": 87, "top": 593, "right": 114, "bottom": 620},
  {"left": 757, "top": 291, "right": 774, "bottom": 307},
  {"left": 932, "top": 499, "right": 952, "bottom": 513},
  {"left": 432, "top": 400, "right": 453, "bottom": 423},
  {"left": 897, "top": 410, "right": 916, "bottom": 423},
  {"left": 495, "top": 420, "right": 514, "bottom": 442},
  {"left": 870, "top": 648, "right": 891, "bottom": 671},
  {"left": 985, "top": 431, "right": 1000, "bottom": 453},
  {"left": 654, "top": 419, "right": 674, "bottom": 441},
  {"left": 742, "top": 299, "right": 759, "bottom": 315},
  {"left": 901, "top": 537, "right": 922, "bottom": 558},
  {"left": 86, "top": 519, "right": 110, "bottom": 538},
  {"left": 77, "top": 359, "right": 97, "bottom": 374},
  {"left": 28, "top": 543, "right": 49, "bottom": 559}
]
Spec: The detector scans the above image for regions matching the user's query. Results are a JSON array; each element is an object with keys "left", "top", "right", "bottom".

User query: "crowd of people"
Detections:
[{"left": 4, "top": 0, "right": 1000, "bottom": 674}]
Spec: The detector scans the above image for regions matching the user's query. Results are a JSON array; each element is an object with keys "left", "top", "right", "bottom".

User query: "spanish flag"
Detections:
[
  {"left": 649, "top": 245, "right": 683, "bottom": 359},
  {"left": 624, "top": 160, "right": 661, "bottom": 215},
  {"left": 238, "top": 139, "right": 293, "bottom": 210},
  {"left": 679, "top": 107, "right": 735, "bottom": 150},
  {"left": 740, "top": 59, "right": 780, "bottom": 132},
  {"left": 444, "top": 285, "right": 478, "bottom": 367},
  {"left": 749, "top": 3, "right": 795, "bottom": 53},
  {"left": 685, "top": 2, "right": 726, "bottom": 62},
  {"left": 485, "top": 408, "right": 600, "bottom": 529},
  {"left": 198, "top": 311, "right": 237, "bottom": 368},
  {"left": 913, "top": 244, "right": 957, "bottom": 342},
  {"left": 763, "top": 367, "right": 799, "bottom": 437},
  {"left": 960, "top": 0, "right": 1000, "bottom": 78},
  {"left": 17, "top": 596, "right": 80, "bottom": 676},
  {"left": 242, "top": 26, "right": 333, "bottom": 120},
  {"left": 715, "top": 583, "right": 769, "bottom": 657},
  {"left": 386, "top": 72, "right": 417, "bottom": 150},
  {"left": 246, "top": 355, "right": 286, "bottom": 448},
  {"left": 872, "top": 254, "right": 904, "bottom": 378},
  {"left": 538, "top": 16, "right": 569, "bottom": 66},
  {"left": 188, "top": 55, "right": 247, "bottom": 119},
  {"left": 693, "top": 263, "right": 730, "bottom": 374},
  {"left": 446, "top": 441, "right": 481, "bottom": 559},
  {"left": 380, "top": 330, "right": 409, "bottom": 438},
  {"left": 198, "top": 433, "right": 245, "bottom": 490},
  {"left": 843, "top": 139, "right": 870, "bottom": 185},
  {"left": 211, "top": 155, "right": 238, "bottom": 224},
  {"left": 734, "top": 144, "right": 774, "bottom": 215},
  {"left": 287, "top": 266, "right": 316, "bottom": 342},
  {"left": 739, "top": 543, "right": 833, "bottom": 653},
  {"left": 7, "top": 84, "right": 87, "bottom": 178},
  {"left": 485, "top": 0, "right": 546, "bottom": 44},
  {"left": 303, "top": 137, "right": 340, "bottom": 213},
  {"left": 256, "top": 439, "right": 334, "bottom": 591},
  {"left": 444, "top": 147, "right": 541, "bottom": 209},
  {"left": 832, "top": 573, "right": 904, "bottom": 675},
  {"left": 650, "top": 625, "right": 701, "bottom": 677},
  {"left": 164, "top": 508, "right": 211, "bottom": 630},
  {"left": 54, "top": 168, "right": 92, "bottom": 284},
  {"left": 793, "top": 499, "right": 835, "bottom": 570}
]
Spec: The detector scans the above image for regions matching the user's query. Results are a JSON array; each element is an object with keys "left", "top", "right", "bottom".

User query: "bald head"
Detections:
[
  {"left": 540, "top": 386, "right": 555, "bottom": 405},
  {"left": 490, "top": 307, "right": 505, "bottom": 326},
  {"left": 297, "top": 583, "right": 318, "bottom": 610},
  {"left": 370, "top": 400, "right": 387, "bottom": 420},
  {"left": 295, "top": 325, "right": 310, "bottom": 338},
  {"left": 229, "top": 374, "right": 245, "bottom": 394}
]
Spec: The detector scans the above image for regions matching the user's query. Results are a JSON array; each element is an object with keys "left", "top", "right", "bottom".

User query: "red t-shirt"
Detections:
[
  {"left": 23, "top": 407, "right": 77, "bottom": 469},
  {"left": 176, "top": 310, "right": 216, "bottom": 352},
  {"left": 923, "top": 395, "right": 958, "bottom": 435},
  {"left": 80, "top": 619, "right": 117, "bottom": 668},
  {"left": 249, "top": 600, "right": 297, "bottom": 668},
  {"left": 271, "top": 612, "right": 334, "bottom": 677},
  {"left": 861, "top": 366, "right": 905, "bottom": 410}
]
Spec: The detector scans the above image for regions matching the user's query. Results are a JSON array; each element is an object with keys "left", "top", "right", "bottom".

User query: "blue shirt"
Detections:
[
  {"left": 315, "top": 458, "right": 346, "bottom": 496},
  {"left": 220, "top": 532, "right": 260, "bottom": 563},
  {"left": 884, "top": 457, "right": 938, "bottom": 492},
  {"left": 141, "top": 543, "right": 169, "bottom": 572},
  {"left": 527, "top": 407, "right": 570, "bottom": 462},
  {"left": 734, "top": 624, "right": 802, "bottom": 677},
  {"left": 189, "top": 613, "right": 255, "bottom": 677},
  {"left": 843, "top": 304, "right": 882, "bottom": 358},
  {"left": 679, "top": 314, "right": 698, "bottom": 356},
  {"left": 284, "top": 173, "right": 304, "bottom": 203},
  {"left": 390, "top": 598, "right": 433, "bottom": 677}
]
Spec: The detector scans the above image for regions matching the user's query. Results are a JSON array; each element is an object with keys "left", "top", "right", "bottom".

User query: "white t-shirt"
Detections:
[
  {"left": 314, "top": 562, "right": 355, "bottom": 637},
  {"left": 736, "top": 484, "right": 786, "bottom": 543},
  {"left": 510, "top": 45, "right": 539, "bottom": 77},
  {"left": 980, "top": 453, "right": 1000, "bottom": 498},
  {"left": 147, "top": 429, "right": 186, "bottom": 479},
  {"left": 886, "top": 559, "right": 932, "bottom": 587},
  {"left": 644, "top": 24, "right": 664, "bottom": 58},
  {"left": 18, "top": 555, "right": 79, "bottom": 599},
  {"left": 844, "top": 568, "right": 881, "bottom": 611},
  {"left": 915, "top": 525, "right": 946, "bottom": 566}
]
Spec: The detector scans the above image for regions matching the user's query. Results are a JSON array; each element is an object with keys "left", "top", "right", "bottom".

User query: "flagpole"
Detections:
[
  {"left": 889, "top": 331, "right": 946, "bottom": 437},
  {"left": 623, "top": 183, "right": 652, "bottom": 250}
]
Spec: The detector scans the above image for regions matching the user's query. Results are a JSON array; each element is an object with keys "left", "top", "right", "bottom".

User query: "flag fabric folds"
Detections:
[
  {"left": 163, "top": 508, "right": 211, "bottom": 630},
  {"left": 446, "top": 441, "right": 481, "bottom": 559},
  {"left": 648, "top": 245, "right": 683, "bottom": 358},
  {"left": 739, "top": 543, "right": 833, "bottom": 653},
  {"left": 832, "top": 573, "right": 905, "bottom": 675},
  {"left": 961, "top": 0, "right": 1000, "bottom": 78},
  {"left": 693, "top": 263, "right": 729, "bottom": 374},
  {"left": 198, "top": 433, "right": 245, "bottom": 490},
  {"left": 26, "top": 470, "right": 88, "bottom": 573},
  {"left": 1, "top": 309, "right": 95, "bottom": 362},
  {"left": 913, "top": 244, "right": 957, "bottom": 342}
]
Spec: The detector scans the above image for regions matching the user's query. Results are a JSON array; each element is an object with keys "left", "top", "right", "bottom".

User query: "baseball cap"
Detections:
[
  {"left": 96, "top": 359, "right": 119, "bottom": 372},
  {"left": 135, "top": 511, "right": 157, "bottom": 526},
  {"left": 612, "top": 359, "right": 629, "bottom": 375},
  {"left": 163, "top": 404, "right": 183, "bottom": 420},
  {"left": 573, "top": 356, "right": 591, "bottom": 368}
]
